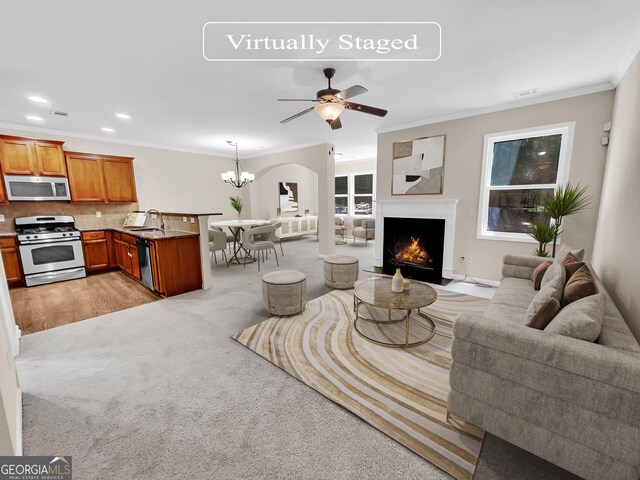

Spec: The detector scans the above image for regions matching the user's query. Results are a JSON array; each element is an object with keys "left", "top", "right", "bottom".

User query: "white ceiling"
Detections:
[{"left": 1, "top": 0, "right": 639, "bottom": 161}]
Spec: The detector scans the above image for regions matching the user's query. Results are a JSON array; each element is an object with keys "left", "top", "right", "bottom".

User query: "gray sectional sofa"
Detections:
[{"left": 448, "top": 253, "right": 640, "bottom": 480}]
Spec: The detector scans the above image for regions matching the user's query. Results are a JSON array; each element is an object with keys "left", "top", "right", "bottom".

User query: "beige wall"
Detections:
[
  {"left": 0, "top": 256, "right": 21, "bottom": 455},
  {"left": 377, "top": 91, "right": 614, "bottom": 280},
  {"left": 593, "top": 52, "right": 640, "bottom": 341},
  {"left": 249, "top": 164, "right": 318, "bottom": 220},
  {"left": 0, "top": 127, "right": 240, "bottom": 219}
]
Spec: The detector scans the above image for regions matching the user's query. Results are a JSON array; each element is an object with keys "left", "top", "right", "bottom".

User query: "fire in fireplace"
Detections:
[{"left": 383, "top": 217, "right": 445, "bottom": 284}]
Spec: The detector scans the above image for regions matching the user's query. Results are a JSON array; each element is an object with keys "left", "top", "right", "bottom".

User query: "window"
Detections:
[
  {"left": 334, "top": 172, "right": 375, "bottom": 216},
  {"left": 477, "top": 123, "right": 574, "bottom": 242},
  {"left": 335, "top": 176, "right": 349, "bottom": 214},
  {"left": 353, "top": 173, "right": 374, "bottom": 215}
]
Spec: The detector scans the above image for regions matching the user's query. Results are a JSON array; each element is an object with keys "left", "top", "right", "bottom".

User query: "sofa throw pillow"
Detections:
[
  {"left": 526, "top": 266, "right": 565, "bottom": 326},
  {"left": 540, "top": 262, "right": 565, "bottom": 290},
  {"left": 562, "top": 264, "right": 599, "bottom": 307},
  {"left": 561, "top": 253, "right": 584, "bottom": 280},
  {"left": 545, "top": 293, "right": 605, "bottom": 342},
  {"left": 553, "top": 244, "right": 585, "bottom": 264},
  {"left": 531, "top": 261, "right": 552, "bottom": 290},
  {"left": 526, "top": 297, "right": 561, "bottom": 329}
]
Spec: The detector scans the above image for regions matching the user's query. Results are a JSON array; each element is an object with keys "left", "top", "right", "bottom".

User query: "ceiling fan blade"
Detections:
[
  {"left": 344, "top": 102, "right": 388, "bottom": 117},
  {"left": 335, "top": 85, "right": 368, "bottom": 100},
  {"left": 280, "top": 107, "right": 315, "bottom": 124},
  {"left": 330, "top": 117, "right": 342, "bottom": 130},
  {"left": 278, "top": 98, "right": 319, "bottom": 102}
]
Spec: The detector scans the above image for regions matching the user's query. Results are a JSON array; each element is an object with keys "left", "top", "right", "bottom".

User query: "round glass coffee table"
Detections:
[{"left": 353, "top": 277, "right": 437, "bottom": 348}]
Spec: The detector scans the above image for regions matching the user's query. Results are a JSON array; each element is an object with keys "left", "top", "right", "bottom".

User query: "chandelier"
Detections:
[{"left": 221, "top": 141, "right": 254, "bottom": 188}]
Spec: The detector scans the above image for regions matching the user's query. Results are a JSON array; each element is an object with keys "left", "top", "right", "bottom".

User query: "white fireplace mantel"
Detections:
[{"left": 374, "top": 199, "right": 459, "bottom": 279}]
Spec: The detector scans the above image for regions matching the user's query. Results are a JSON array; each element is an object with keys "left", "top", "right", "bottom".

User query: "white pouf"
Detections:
[
  {"left": 262, "top": 270, "right": 307, "bottom": 315},
  {"left": 324, "top": 255, "right": 359, "bottom": 289}
]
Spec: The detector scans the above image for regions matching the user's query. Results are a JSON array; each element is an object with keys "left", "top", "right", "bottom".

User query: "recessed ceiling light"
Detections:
[
  {"left": 101, "top": 127, "right": 115, "bottom": 133},
  {"left": 28, "top": 96, "right": 49, "bottom": 104},
  {"left": 115, "top": 113, "right": 130, "bottom": 119},
  {"left": 537, "top": 151, "right": 547, "bottom": 156},
  {"left": 26, "top": 115, "right": 43, "bottom": 121}
]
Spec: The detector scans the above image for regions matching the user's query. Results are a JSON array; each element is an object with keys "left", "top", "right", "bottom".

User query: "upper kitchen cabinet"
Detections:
[
  {"left": 65, "top": 152, "right": 107, "bottom": 202},
  {"left": 102, "top": 156, "right": 137, "bottom": 202},
  {"left": 0, "top": 135, "right": 66, "bottom": 176},
  {"left": 65, "top": 152, "right": 137, "bottom": 203}
]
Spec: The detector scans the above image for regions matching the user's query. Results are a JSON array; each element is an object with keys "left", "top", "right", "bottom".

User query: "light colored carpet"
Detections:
[
  {"left": 16, "top": 237, "right": 581, "bottom": 479},
  {"left": 234, "top": 288, "right": 488, "bottom": 480}
]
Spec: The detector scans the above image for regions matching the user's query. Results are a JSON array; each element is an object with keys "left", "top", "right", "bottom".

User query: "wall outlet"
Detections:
[
  {"left": 0, "top": 215, "right": 4, "bottom": 222},
  {"left": 459, "top": 255, "right": 471, "bottom": 263},
  {"left": 190, "top": 218, "right": 195, "bottom": 224},
  {"left": 95, "top": 212, "right": 101, "bottom": 218},
  {"left": 182, "top": 216, "right": 188, "bottom": 223}
]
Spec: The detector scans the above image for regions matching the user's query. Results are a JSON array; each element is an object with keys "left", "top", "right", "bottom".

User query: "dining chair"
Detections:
[
  {"left": 241, "top": 224, "right": 279, "bottom": 271},
  {"left": 208, "top": 229, "right": 229, "bottom": 267},
  {"left": 270, "top": 221, "right": 284, "bottom": 256},
  {"left": 210, "top": 225, "right": 234, "bottom": 252}
]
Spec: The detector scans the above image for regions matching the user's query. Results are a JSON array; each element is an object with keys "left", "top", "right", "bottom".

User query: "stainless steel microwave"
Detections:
[{"left": 4, "top": 175, "right": 71, "bottom": 201}]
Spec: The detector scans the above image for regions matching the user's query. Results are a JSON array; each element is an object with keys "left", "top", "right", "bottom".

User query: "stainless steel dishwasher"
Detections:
[{"left": 136, "top": 237, "right": 155, "bottom": 291}]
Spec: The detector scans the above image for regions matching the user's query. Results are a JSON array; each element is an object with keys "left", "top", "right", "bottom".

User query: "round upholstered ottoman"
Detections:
[
  {"left": 324, "top": 255, "right": 359, "bottom": 289},
  {"left": 262, "top": 270, "right": 307, "bottom": 315}
]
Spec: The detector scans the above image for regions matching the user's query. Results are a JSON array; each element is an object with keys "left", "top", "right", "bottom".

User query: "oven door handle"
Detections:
[{"left": 19, "top": 237, "right": 81, "bottom": 245}]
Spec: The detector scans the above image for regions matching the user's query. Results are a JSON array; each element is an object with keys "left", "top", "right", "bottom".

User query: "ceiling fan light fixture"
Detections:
[{"left": 314, "top": 103, "right": 345, "bottom": 123}]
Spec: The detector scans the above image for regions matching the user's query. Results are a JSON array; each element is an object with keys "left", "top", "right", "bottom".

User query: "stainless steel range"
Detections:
[{"left": 15, "top": 215, "right": 86, "bottom": 286}]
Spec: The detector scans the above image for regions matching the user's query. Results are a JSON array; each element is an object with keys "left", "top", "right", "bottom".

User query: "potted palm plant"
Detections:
[
  {"left": 528, "top": 221, "right": 558, "bottom": 257},
  {"left": 229, "top": 196, "right": 243, "bottom": 220},
  {"left": 542, "top": 183, "right": 593, "bottom": 258}
]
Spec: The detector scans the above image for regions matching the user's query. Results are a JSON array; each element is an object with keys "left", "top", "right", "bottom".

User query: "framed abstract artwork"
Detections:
[
  {"left": 279, "top": 181, "right": 299, "bottom": 212},
  {"left": 392, "top": 134, "right": 446, "bottom": 195}
]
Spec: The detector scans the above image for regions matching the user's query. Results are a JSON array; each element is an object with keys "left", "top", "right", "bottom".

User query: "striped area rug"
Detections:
[{"left": 233, "top": 287, "right": 489, "bottom": 480}]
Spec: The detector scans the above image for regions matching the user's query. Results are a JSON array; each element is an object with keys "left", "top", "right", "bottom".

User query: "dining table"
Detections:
[{"left": 210, "top": 219, "right": 271, "bottom": 264}]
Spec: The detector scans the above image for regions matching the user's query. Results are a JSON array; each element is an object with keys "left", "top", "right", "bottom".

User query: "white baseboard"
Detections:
[{"left": 450, "top": 273, "right": 500, "bottom": 287}]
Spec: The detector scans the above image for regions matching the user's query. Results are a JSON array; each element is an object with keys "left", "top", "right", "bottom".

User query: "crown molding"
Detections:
[
  {"left": 612, "top": 30, "right": 640, "bottom": 86},
  {"left": 375, "top": 82, "right": 615, "bottom": 135}
]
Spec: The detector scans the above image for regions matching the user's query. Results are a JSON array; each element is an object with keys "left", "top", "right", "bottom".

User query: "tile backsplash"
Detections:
[
  {"left": 0, "top": 203, "right": 202, "bottom": 234},
  {"left": 0, "top": 202, "right": 138, "bottom": 233}
]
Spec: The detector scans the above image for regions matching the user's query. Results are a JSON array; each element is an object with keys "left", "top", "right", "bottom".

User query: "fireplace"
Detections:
[
  {"left": 374, "top": 199, "right": 458, "bottom": 280},
  {"left": 383, "top": 217, "right": 445, "bottom": 283}
]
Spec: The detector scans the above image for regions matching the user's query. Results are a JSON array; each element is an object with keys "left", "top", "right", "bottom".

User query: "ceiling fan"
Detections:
[{"left": 278, "top": 68, "right": 388, "bottom": 130}]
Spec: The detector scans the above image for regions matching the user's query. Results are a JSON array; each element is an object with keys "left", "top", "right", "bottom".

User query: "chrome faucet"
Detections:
[{"left": 144, "top": 209, "right": 165, "bottom": 230}]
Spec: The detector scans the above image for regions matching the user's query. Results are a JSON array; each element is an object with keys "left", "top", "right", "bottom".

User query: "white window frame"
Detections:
[
  {"left": 476, "top": 122, "right": 574, "bottom": 243},
  {"left": 334, "top": 171, "right": 376, "bottom": 217},
  {"left": 335, "top": 175, "right": 349, "bottom": 215}
]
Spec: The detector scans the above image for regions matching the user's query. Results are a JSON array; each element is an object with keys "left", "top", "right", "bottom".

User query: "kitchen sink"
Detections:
[{"left": 128, "top": 227, "right": 164, "bottom": 232}]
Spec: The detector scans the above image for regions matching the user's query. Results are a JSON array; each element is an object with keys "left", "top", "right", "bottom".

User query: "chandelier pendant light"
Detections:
[{"left": 221, "top": 141, "right": 255, "bottom": 188}]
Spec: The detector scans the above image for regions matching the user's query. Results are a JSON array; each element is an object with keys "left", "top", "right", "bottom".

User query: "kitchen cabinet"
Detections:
[
  {"left": 150, "top": 236, "right": 201, "bottom": 297},
  {"left": 85, "top": 229, "right": 200, "bottom": 297},
  {"left": 81, "top": 231, "right": 110, "bottom": 272},
  {"left": 65, "top": 151, "right": 136, "bottom": 203},
  {"left": 102, "top": 157, "right": 137, "bottom": 202},
  {"left": 113, "top": 233, "right": 140, "bottom": 281},
  {"left": 0, "top": 165, "right": 7, "bottom": 203},
  {"left": 0, "top": 135, "right": 66, "bottom": 176},
  {"left": 66, "top": 153, "right": 107, "bottom": 202},
  {"left": 0, "top": 237, "right": 24, "bottom": 287}
]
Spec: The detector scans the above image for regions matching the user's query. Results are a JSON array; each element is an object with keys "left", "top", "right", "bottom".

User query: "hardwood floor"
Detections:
[{"left": 10, "top": 271, "right": 160, "bottom": 334}]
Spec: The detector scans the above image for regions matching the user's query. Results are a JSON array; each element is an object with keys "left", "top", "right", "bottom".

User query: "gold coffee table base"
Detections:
[
  {"left": 352, "top": 277, "right": 438, "bottom": 348},
  {"left": 353, "top": 306, "right": 436, "bottom": 348}
]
